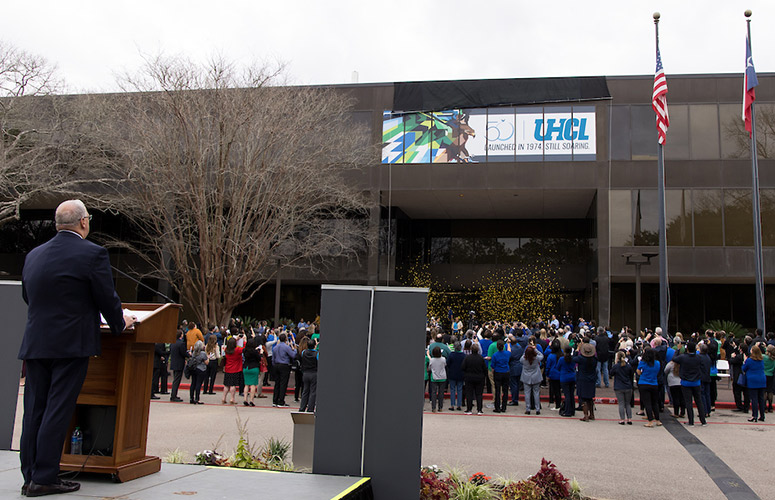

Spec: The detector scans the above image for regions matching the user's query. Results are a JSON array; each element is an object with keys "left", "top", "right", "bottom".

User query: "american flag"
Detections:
[
  {"left": 743, "top": 33, "right": 758, "bottom": 137},
  {"left": 652, "top": 48, "right": 669, "bottom": 145}
]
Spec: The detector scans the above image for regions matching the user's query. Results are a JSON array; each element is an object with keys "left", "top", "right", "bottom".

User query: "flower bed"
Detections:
[{"left": 421, "top": 459, "right": 589, "bottom": 500}]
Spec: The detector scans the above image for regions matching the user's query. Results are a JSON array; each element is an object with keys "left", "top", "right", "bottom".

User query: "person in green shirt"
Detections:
[
  {"left": 428, "top": 333, "right": 451, "bottom": 358},
  {"left": 764, "top": 344, "right": 775, "bottom": 413}
]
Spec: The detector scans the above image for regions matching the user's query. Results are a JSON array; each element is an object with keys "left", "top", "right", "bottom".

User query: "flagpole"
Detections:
[
  {"left": 746, "top": 10, "right": 766, "bottom": 332},
  {"left": 654, "top": 12, "right": 669, "bottom": 336}
]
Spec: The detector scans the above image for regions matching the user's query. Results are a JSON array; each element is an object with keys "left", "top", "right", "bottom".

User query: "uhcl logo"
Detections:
[{"left": 533, "top": 117, "right": 590, "bottom": 141}]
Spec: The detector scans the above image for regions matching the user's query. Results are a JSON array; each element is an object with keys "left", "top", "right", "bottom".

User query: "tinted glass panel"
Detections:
[
  {"left": 430, "top": 237, "right": 450, "bottom": 263},
  {"left": 761, "top": 189, "right": 775, "bottom": 246},
  {"left": 475, "top": 238, "right": 497, "bottom": 263},
  {"left": 610, "top": 105, "right": 631, "bottom": 160},
  {"left": 666, "top": 189, "right": 692, "bottom": 246},
  {"left": 632, "top": 189, "right": 658, "bottom": 246},
  {"left": 689, "top": 105, "right": 720, "bottom": 159},
  {"left": 665, "top": 105, "right": 689, "bottom": 160},
  {"left": 719, "top": 103, "right": 747, "bottom": 159},
  {"left": 450, "top": 237, "right": 475, "bottom": 264},
  {"left": 724, "top": 189, "right": 753, "bottom": 246},
  {"left": 609, "top": 190, "right": 632, "bottom": 246},
  {"left": 693, "top": 190, "right": 723, "bottom": 246},
  {"left": 631, "top": 105, "right": 657, "bottom": 160},
  {"left": 496, "top": 238, "right": 520, "bottom": 264}
]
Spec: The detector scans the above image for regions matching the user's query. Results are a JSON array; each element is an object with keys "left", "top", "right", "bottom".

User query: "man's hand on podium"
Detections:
[{"left": 123, "top": 313, "right": 138, "bottom": 330}]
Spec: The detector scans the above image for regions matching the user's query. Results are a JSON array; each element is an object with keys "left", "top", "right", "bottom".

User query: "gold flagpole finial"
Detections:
[
  {"left": 744, "top": 10, "right": 752, "bottom": 18},
  {"left": 653, "top": 12, "right": 660, "bottom": 21}
]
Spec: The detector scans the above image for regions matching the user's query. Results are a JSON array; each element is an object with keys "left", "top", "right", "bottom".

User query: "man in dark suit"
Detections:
[
  {"left": 18, "top": 200, "right": 135, "bottom": 497},
  {"left": 158, "top": 343, "right": 170, "bottom": 394},
  {"left": 594, "top": 327, "right": 610, "bottom": 388},
  {"left": 151, "top": 343, "right": 168, "bottom": 399},
  {"left": 169, "top": 330, "right": 188, "bottom": 402}
]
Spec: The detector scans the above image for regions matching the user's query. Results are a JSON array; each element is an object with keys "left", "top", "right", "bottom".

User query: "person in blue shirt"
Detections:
[
  {"left": 637, "top": 348, "right": 662, "bottom": 427},
  {"left": 743, "top": 345, "right": 767, "bottom": 422},
  {"left": 556, "top": 346, "right": 577, "bottom": 417},
  {"left": 545, "top": 339, "right": 562, "bottom": 411},
  {"left": 272, "top": 333, "right": 297, "bottom": 407},
  {"left": 491, "top": 341, "right": 511, "bottom": 413}
]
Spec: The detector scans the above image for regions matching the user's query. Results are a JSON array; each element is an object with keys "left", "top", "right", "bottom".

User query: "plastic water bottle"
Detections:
[{"left": 71, "top": 427, "right": 83, "bottom": 455}]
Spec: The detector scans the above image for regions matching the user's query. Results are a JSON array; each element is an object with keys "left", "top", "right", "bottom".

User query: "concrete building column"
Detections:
[{"left": 597, "top": 188, "right": 611, "bottom": 328}]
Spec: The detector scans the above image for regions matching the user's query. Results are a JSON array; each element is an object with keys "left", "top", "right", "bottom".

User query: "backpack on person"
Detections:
[{"left": 184, "top": 356, "right": 197, "bottom": 379}]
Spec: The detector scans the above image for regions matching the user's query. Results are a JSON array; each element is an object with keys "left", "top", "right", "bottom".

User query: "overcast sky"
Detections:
[{"left": 3, "top": 1, "right": 774, "bottom": 93}]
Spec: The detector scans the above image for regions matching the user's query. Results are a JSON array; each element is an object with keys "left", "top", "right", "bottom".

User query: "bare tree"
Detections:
[
  {"left": 0, "top": 42, "right": 114, "bottom": 226},
  {"left": 0, "top": 42, "right": 62, "bottom": 225},
  {"left": 89, "top": 55, "right": 375, "bottom": 327},
  {"left": 724, "top": 103, "right": 775, "bottom": 159}
]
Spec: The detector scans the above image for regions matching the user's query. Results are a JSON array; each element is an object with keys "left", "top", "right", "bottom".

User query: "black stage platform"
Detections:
[{"left": 0, "top": 451, "right": 372, "bottom": 499}]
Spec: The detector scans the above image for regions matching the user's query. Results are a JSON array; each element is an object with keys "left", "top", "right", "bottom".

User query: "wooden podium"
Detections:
[{"left": 59, "top": 303, "right": 181, "bottom": 482}]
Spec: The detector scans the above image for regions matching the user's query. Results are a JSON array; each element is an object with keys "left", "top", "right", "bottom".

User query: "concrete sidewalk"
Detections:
[
  {"left": 11, "top": 379, "right": 771, "bottom": 500},
  {"left": 0, "top": 449, "right": 370, "bottom": 500}
]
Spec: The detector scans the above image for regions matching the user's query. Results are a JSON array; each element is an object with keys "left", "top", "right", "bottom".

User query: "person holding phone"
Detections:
[{"left": 272, "top": 333, "right": 296, "bottom": 407}]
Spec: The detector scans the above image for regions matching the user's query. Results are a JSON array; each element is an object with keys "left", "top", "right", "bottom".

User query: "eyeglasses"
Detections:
[{"left": 81, "top": 215, "right": 93, "bottom": 221}]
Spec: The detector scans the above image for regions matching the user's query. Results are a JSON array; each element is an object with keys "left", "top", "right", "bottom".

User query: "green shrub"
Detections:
[
  {"left": 164, "top": 448, "right": 185, "bottom": 464},
  {"left": 569, "top": 477, "right": 583, "bottom": 499},
  {"left": 701, "top": 319, "right": 749, "bottom": 338},
  {"left": 452, "top": 480, "right": 497, "bottom": 500},
  {"left": 261, "top": 437, "right": 291, "bottom": 464},
  {"left": 445, "top": 467, "right": 469, "bottom": 488}
]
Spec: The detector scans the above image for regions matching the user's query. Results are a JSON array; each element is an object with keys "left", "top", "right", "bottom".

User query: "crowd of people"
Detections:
[
  {"left": 425, "top": 313, "right": 775, "bottom": 426},
  {"left": 148, "top": 310, "right": 775, "bottom": 429},
  {"left": 151, "top": 318, "right": 320, "bottom": 413}
]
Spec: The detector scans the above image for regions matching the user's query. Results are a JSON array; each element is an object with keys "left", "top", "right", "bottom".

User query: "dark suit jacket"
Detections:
[
  {"left": 18, "top": 231, "right": 125, "bottom": 360},
  {"left": 169, "top": 338, "right": 189, "bottom": 371},
  {"left": 154, "top": 343, "right": 169, "bottom": 368}
]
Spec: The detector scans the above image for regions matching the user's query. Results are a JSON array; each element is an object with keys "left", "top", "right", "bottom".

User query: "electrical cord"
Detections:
[{"left": 59, "top": 406, "right": 109, "bottom": 481}]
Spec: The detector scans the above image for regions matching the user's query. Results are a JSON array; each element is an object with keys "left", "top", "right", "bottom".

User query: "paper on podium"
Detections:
[{"left": 100, "top": 308, "right": 154, "bottom": 327}]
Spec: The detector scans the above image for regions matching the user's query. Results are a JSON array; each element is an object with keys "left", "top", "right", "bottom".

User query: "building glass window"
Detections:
[
  {"left": 430, "top": 237, "right": 450, "bottom": 264},
  {"left": 761, "top": 189, "right": 775, "bottom": 246},
  {"left": 495, "top": 238, "right": 520, "bottom": 264},
  {"left": 665, "top": 105, "right": 689, "bottom": 160},
  {"left": 719, "top": 103, "right": 748, "bottom": 159},
  {"left": 630, "top": 105, "right": 657, "bottom": 160},
  {"left": 632, "top": 189, "right": 658, "bottom": 246},
  {"left": 693, "top": 190, "right": 723, "bottom": 246},
  {"left": 689, "top": 105, "right": 720, "bottom": 159},
  {"left": 609, "top": 190, "right": 632, "bottom": 246},
  {"left": 724, "top": 189, "right": 753, "bottom": 246},
  {"left": 610, "top": 105, "right": 631, "bottom": 160},
  {"left": 450, "top": 237, "right": 475, "bottom": 264},
  {"left": 665, "top": 189, "right": 693, "bottom": 246},
  {"left": 475, "top": 237, "right": 498, "bottom": 264}
]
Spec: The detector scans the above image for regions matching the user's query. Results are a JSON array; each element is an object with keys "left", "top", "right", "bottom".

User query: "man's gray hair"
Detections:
[{"left": 55, "top": 200, "right": 88, "bottom": 227}]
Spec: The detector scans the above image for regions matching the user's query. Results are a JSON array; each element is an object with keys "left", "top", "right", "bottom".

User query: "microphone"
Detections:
[{"left": 110, "top": 265, "right": 175, "bottom": 303}]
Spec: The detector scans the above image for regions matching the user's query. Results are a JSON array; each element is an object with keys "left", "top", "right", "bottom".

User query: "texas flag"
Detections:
[{"left": 743, "top": 33, "right": 758, "bottom": 137}]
